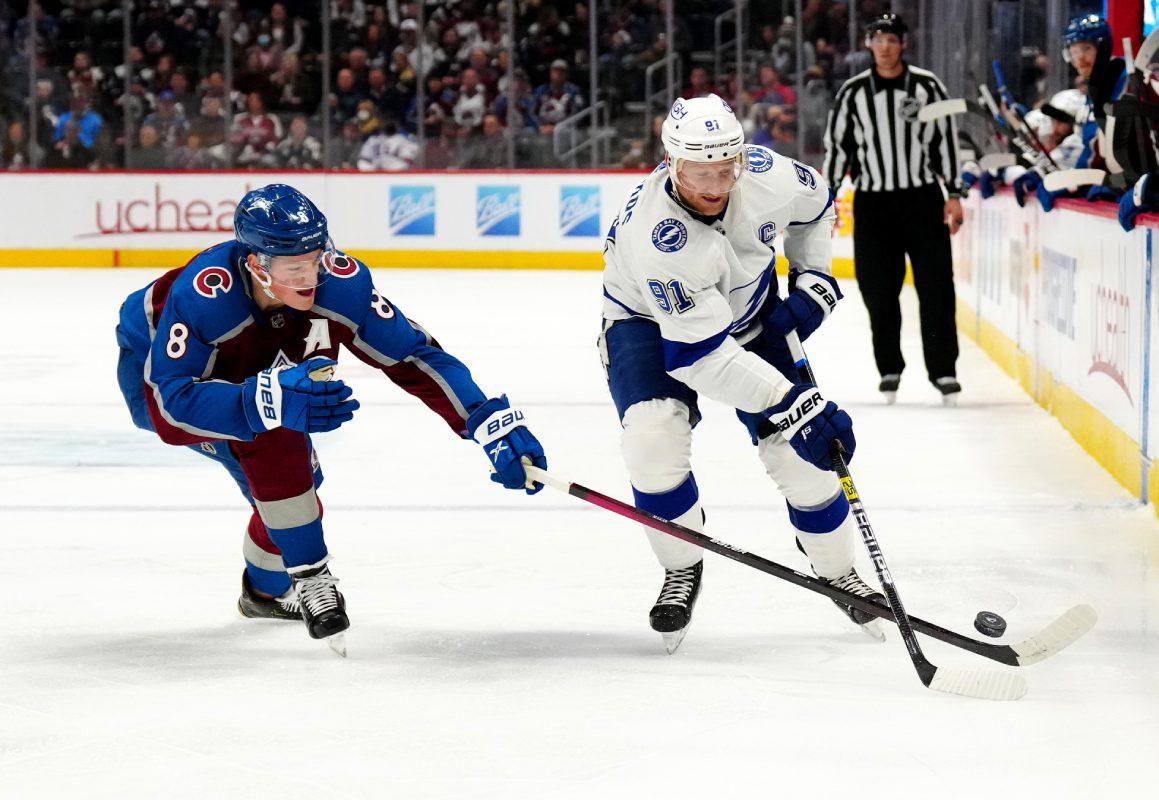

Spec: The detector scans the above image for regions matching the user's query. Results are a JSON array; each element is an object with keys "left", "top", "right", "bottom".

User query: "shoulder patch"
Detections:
[
  {"left": 324, "top": 251, "right": 359, "bottom": 278},
  {"left": 793, "top": 162, "right": 818, "bottom": 189},
  {"left": 651, "top": 218, "right": 688, "bottom": 253},
  {"left": 193, "top": 266, "right": 233, "bottom": 298},
  {"left": 746, "top": 145, "right": 775, "bottom": 173}
]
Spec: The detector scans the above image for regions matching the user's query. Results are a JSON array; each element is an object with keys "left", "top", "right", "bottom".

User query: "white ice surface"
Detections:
[{"left": 1, "top": 269, "right": 1157, "bottom": 798}]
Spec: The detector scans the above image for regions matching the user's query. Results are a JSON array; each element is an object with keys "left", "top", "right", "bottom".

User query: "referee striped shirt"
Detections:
[{"left": 822, "top": 65, "right": 962, "bottom": 195}]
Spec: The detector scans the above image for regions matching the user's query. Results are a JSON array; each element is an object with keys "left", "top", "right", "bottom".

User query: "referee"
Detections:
[{"left": 822, "top": 13, "right": 963, "bottom": 404}]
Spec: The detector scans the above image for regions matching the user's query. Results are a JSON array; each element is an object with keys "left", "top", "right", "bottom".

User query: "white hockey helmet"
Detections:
[
  {"left": 1024, "top": 108, "right": 1052, "bottom": 141},
  {"left": 661, "top": 94, "right": 747, "bottom": 196},
  {"left": 1047, "top": 89, "right": 1083, "bottom": 123}
]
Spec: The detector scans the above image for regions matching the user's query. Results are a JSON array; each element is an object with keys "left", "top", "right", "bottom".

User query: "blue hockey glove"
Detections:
[
  {"left": 764, "top": 384, "right": 855, "bottom": 471},
  {"left": 1012, "top": 170, "right": 1041, "bottom": 207},
  {"left": 1084, "top": 184, "right": 1120, "bottom": 203},
  {"left": 1036, "top": 181, "right": 1062, "bottom": 213},
  {"left": 1119, "top": 174, "right": 1155, "bottom": 232},
  {"left": 467, "top": 396, "right": 547, "bottom": 494},
  {"left": 242, "top": 357, "right": 359, "bottom": 435},
  {"left": 766, "top": 269, "right": 843, "bottom": 342},
  {"left": 978, "top": 169, "right": 1000, "bottom": 200}
]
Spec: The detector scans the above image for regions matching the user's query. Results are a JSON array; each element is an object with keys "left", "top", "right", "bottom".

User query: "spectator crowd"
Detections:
[{"left": 0, "top": 0, "right": 896, "bottom": 172}]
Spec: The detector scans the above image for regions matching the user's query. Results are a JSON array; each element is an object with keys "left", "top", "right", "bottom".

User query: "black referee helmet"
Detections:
[{"left": 864, "top": 13, "right": 908, "bottom": 45}]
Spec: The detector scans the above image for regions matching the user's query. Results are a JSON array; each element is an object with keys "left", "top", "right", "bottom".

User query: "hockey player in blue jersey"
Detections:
[
  {"left": 600, "top": 95, "right": 883, "bottom": 653},
  {"left": 115, "top": 184, "right": 547, "bottom": 654}
]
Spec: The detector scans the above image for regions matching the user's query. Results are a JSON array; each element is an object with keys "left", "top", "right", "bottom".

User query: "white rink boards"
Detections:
[{"left": 1, "top": 268, "right": 1157, "bottom": 798}]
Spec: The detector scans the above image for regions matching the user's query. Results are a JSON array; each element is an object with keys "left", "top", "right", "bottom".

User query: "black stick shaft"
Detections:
[
  {"left": 785, "top": 332, "right": 938, "bottom": 686},
  {"left": 530, "top": 467, "right": 1020, "bottom": 666}
]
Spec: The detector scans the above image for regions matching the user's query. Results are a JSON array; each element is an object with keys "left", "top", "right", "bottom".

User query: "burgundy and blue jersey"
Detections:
[{"left": 116, "top": 240, "right": 488, "bottom": 445}]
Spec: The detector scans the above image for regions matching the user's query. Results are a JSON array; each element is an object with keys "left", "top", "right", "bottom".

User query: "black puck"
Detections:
[{"left": 974, "top": 611, "right": 1007, "bottom": 638}]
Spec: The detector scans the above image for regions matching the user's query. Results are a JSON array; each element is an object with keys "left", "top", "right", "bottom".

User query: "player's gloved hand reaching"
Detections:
[
  {"left": 1084, "top": 184, "right": 1120, "bottom": 203},
  {"left": 763, "top": 384, "right": 856, "bottom": 471},
  {"left": 467, "top": 396, "right": 547, "bottom": 494},
  {"left": 766, "top": 269, "right": 843, "bottom": 342},
  {"left": 1035, "top": 180, "right": 1064, "bottom": 213},
  {"left": 978, "top": 168, "right": 1001, "bottom": 200},
  {"left": 1119, "top": 173, "right": 1157, "bottom": 232},
  {"left": 242, "top": 357, "right": 360, "bottom": 435},
  {"left": 1012, "top": 170, "right": 1041, "bottom": 207}
]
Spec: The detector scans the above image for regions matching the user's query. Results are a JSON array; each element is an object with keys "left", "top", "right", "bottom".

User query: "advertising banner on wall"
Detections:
[
  {"left": 959, "top": 191, "right": 1159, "bottom": 503},
  {"left": 0, "top": 169, "right": 855, "bottom": 270}
]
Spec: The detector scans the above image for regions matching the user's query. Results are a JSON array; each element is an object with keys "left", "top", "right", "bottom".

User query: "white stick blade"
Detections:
[
  {"left": 1042, "top": 168, "right": 1107, "bottom": 192},
  {"left": 523, "top": 465, "right": 570, "bottom": 493},
  {"left": 1011, "top": 604, "right": 1097, "bottom": 666},
  {"left": 918, "top": 98, "right": 967, "bottom": 123},
  {"left": 979, "top": 153, "right": 1017, "bottom": 170},
  {"left": 929, "top": 667, "right": 1028, "bottom": 701}
]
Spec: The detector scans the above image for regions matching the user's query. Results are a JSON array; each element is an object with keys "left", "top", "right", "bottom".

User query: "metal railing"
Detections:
[
  {"left": 714, "top": 6, "right": 739, "bottom": 88},
  {"left": 554, "top": 101, "right": 613, "bottom": 168},
  {"left": 643, "top": 54, "right": 683, "bottom": 144}
]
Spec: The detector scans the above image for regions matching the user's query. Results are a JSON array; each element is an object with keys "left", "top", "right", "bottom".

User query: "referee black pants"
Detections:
[{"left": 852, "top": 183, "right": 959, "bottom": 382}]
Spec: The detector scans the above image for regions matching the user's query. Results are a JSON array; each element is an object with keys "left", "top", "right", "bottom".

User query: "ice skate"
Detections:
[
  {"left": 288, "top": 558, "right": 349, "bottom": 657},
  {"left": 649, "top": 560, "right": 703, "bottom": 654},
  {"left": 878, "top": 374, "right": 900, "bottom": 404},
  {"left": 822, "top": 567, "right": 888, "bottom": 642},
  {"left": 237, "top": 570, "right": 300, "bottom": 621},
  {"left": 934, "top": 377, "right": 961, "bottom": 406}
]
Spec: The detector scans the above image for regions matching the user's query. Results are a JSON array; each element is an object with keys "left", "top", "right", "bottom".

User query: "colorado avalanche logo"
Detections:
[
  {"left": 651, "top": 219, "right": 688, "bottom": 253},
  {"left": 746, "top": 145, "right": 774, "bottom": 173},
  {"left": 193, "top": 266, "right": 232, "bottom": 298},
  {"left": 323, "top": 251, "right": 359, "bottom": 278}
]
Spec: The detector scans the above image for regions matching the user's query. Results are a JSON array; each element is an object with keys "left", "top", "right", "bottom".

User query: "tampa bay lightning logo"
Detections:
[
  {"left": 651, "top": 218, "right": 688, "bottom": 252},
  {"left": 746, "top": 145, "right": 774, "bottom": 173}
]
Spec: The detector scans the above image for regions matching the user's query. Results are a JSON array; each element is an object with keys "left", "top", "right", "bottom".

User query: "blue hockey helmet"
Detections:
[
  {"left": 234, "top": 184, "right": 329, "bottom": 257},
  {"left": 1063, "top": 13, "right": 1111, "bottom": 60}
]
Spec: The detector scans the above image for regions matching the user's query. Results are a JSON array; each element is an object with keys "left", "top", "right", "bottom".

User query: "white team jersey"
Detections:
[{"left": 601, "top": 144, "right": 836, "bottom": 413}]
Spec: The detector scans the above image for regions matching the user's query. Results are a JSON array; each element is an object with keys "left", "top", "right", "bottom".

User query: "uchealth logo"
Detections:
[
  {"left": 477, "top": 186, "right": 520, "bottom": 236},
  {"left": 560, "top": 186, "right": 600, "bottom": 237},
  {"left": 85, "top": 183, "right": 255, "bottom": 238},
  {"left": 1089, "top": 283, "right": 1132, "bottom": 404},
  {"left": 389, "top": 185, "right": 436, "bottom": 236}
]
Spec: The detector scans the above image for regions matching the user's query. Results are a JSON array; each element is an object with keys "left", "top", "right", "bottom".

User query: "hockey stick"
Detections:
[
  {"left": 917, "top": 98, "right": 967, "bottom": 123},
  {"left": 776, "top": 331, "right": 1031, "bottom": 700},
  {"left": 1041, "top": 168, "right": 1108, "bottom": 192},
  {"left": 993, "top": 61, "right": 1061, "bottom": 171},
  {"left": 978, "top": 84, "right": 1043, "bottom": 168},
  {"left": 979, "top": 152, "right": 1018, "bottom": 171},
  {"left": 524, "top": 463, "right": 1094, "bottom": 675}
]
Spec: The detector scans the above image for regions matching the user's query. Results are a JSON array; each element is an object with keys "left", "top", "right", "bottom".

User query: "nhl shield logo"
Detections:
[{"left": 900, "top": 96, "right": 924, "bottom": 121}]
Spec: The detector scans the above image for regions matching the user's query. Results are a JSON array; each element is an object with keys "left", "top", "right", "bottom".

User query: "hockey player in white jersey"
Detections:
[{"left": 600, "top": 94, "right": 884, "bottom": 652}]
